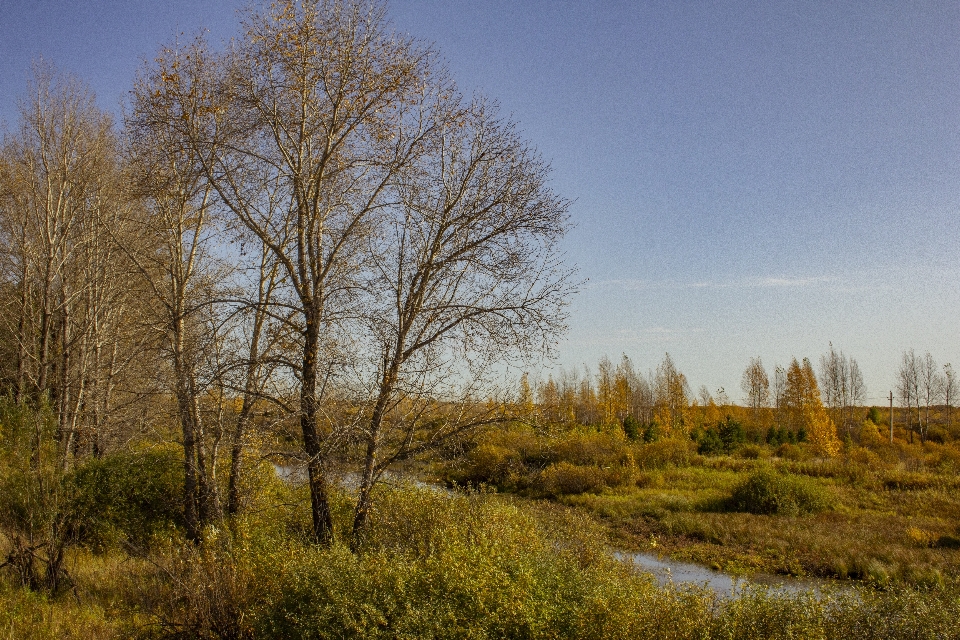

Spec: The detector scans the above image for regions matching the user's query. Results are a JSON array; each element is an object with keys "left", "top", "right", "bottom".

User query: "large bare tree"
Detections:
[
  {"left": 349, "top": 98, "right": 573, "bottom": 544},
  {"left": 135, "top": 0, "right": 444, "bottom": 543}
]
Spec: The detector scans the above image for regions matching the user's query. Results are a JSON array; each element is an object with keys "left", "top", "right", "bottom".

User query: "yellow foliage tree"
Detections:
[
  {"left": 654, "top": 353, "right": 690, "bottom": 436},
  {"left": 803, "top": 400, "right": 842, "bottom": 457},
  {"left": 785, "top": 357, "right": 842, "bottom": 456}
]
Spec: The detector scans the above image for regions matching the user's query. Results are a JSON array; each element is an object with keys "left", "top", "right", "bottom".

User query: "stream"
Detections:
[{"left": 617, "top": 551, "right": 834, "bottom": 597}]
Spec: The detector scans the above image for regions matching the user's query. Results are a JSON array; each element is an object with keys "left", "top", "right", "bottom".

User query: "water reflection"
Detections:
[{"left": 618, "top": 551, "right": 833, "bottom": 597}]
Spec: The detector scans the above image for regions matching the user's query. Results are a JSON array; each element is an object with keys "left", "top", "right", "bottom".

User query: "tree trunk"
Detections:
[
  {"left": 15, "top": 272, "right": 30, "bottom": 405},
  {"left": 301, "top": 310, "right": 333, "bottom": 545},
  {"left": 226, "top": 406, "right": 249, "bottom": 516},
  {"left": 352, "top": 365, "right": 396, "bottom": 549},
  {"left": 173, "top": 319, "right": 201, "bottom": 542},
  {"left": 228, "top": 298, "right": 265, "bottom": 516}
]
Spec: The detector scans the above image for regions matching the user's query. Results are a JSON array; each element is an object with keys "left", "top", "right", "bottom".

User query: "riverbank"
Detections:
[{"left": 444, "top": 425, "right": 960, "bottom": 589}]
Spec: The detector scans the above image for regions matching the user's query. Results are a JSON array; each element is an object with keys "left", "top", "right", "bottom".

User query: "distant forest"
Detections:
[{"left": 523, "top": 347, "right": 957, "bottom": 449}]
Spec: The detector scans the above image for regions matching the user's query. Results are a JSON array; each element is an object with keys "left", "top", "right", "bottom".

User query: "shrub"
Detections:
[
  {"left": 882, "top": 471, "right": 937, "bottom": 492},
  {"left": 738, "top": 444, "right": 766, "bottom": 459},
  {"left": 775, "top": 443, "right": 811, "bottom": 461},
  {"left": 549, "top": 430, "right": 634, "bottom": 468},
  {"left": 634, "top": 438, "right": 695, "bottom": 470},
  {"left": 536, "top": 462, "right": 608, "bottom": 496},
  {"left": 68, "top": 447, "right": 183, "bottom": 549},
  {"left": 728, "top": 469, "right": 833, "bottom": 516}
]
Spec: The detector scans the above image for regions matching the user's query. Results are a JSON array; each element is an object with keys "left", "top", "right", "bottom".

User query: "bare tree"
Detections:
[
  {"left": 897, "top": 350, "right": 921, "bottom": 443},
  {"left": 772, "top": 365, "right": 787, "bottom": 428},
  {"left": 348, "top": 97, "right": 574, "bottom": 544},
  {"left": 818, "top": 344, "right": 866, "bottom": 440},
  {"left": 136, "top": 0, "right": 447, "bottom": 543},
  {"left": 0, "top": 64, "right": 138, "bottom": 467},
  {"left": 124, "top": 84, "right": 227, "bottom": 539},
  {"left": 918, "top": 352, "right": 941, "bottom": 443},
  {"left": 741, "top": 356, "right": 770, "bottom": 424},
  {"left": 224, "top": 238, "right": 284, "bottom": 516},
  {"left": 944, "top": 363, "right": 956, "bottom": 429}
]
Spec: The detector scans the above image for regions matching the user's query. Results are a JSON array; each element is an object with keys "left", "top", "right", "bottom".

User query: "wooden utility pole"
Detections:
[{"left": 889, "top": 391, "right": 894, "bottom": 444}]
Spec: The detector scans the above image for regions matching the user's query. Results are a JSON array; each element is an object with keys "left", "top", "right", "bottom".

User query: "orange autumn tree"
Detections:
[{"left": 785, "top": 357, "right": 841, "bottom": 457}]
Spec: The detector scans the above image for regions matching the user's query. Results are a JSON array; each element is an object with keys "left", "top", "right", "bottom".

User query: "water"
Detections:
[
  {"left": 273, "top": 464, "right": 444, "bottom": 493},
  {"left": 273, "top": 463, "right": 307, "bottom": 483},
  {"left": 618, "top": 551, "right": 834, "bottom": 597}
]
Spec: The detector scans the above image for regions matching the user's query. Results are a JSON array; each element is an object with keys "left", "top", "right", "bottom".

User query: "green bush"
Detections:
[
  {"left": 693, "top": 417, "right": 746, "bottom": 455},
  {"left": 728, "top": 468, "right": 833, "bottom": 516},
  {"left": 694, "top": 427, "right": 725, "bottom": 455},
  {"left": 68, "top": 446, "right": 183, "bottom": 549}
]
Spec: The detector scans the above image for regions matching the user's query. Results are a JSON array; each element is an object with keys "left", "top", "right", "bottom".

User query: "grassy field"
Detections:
[
  {"left": 3, "top": 479, "right": 960, "bottom": 639},
  {"left": 443, "top": 423, "right": 960, "bottom": 588},
  {"left": 3, "top": 399, "right": 960, "bottom": 638}
]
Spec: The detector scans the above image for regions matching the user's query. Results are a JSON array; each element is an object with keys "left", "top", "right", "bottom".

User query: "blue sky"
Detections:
[{"left": 2, "top": 1, "right": 958, "bottom": 403}]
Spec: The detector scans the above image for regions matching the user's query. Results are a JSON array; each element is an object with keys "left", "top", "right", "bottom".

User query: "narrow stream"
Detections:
[{"left": 616, "top": 551, "right": 834, "bottom": 597}]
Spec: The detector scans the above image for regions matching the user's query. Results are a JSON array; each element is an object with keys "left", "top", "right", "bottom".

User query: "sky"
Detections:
[{"left": 1, "top": 0, "right": 958, "bottom": 404}]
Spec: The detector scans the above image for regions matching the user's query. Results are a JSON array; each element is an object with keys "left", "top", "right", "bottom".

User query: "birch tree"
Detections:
[
  {"left": 125, "top": 84, "right": 225, "bottom": 540},
  {"left": 0, "top": 65, "right": 136, "bottom": 466}
]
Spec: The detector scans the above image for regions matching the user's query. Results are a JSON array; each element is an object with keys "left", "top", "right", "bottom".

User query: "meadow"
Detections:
[
  {"left": 444, "top": 419, "right": 960, "bottom": 589},
  {"left": 3, "top": 397, "right": 960, "bottom": 638}
]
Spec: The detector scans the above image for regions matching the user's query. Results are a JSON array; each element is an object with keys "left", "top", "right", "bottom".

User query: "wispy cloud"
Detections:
[
  {"left": 755, "top": 276, "right": 833, "bottom": 288},
  {"left": 587, "top": 275, "right": 836, "bottom": 291}
]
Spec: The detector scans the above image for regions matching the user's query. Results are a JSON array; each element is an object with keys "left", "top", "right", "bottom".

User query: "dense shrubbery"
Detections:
[
  {"left": 728, "top": 468, "right": 834, "bottom": 516},
  {"left": 130, "top": 485, "right": 960, "bottom": 640},
  {"left": 67, "top": 447, "right": 184, "bottom": 549},
  {"left": 692, "top": 417, "right": 746, "bottom": 455},
  {"left": 448, "top": 426, "right": 697, "bottom": 495}
]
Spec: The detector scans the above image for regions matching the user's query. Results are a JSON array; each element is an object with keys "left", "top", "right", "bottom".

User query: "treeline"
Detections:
[
  {"left": 524, "top": 346, "right": 958, "bottom": 453},
  {"left": 0, "top": 0, "right": 574, "bottom": 547}
]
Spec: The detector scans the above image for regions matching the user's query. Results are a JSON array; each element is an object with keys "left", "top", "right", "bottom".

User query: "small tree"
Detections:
[
  {"left": 740, "top": 356, "right": 770, "bottom": 426},
  {"left": 944, "top": 363, "right": 956, "bottom": 429}
]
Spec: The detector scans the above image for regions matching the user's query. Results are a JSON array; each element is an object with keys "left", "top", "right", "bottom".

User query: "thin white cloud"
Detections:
[
  {"left": 756, "top": 276, "right": 833, "bottom": 287},
  {"left": 588, "top": 275, "right": 837, "bottom": 291}
]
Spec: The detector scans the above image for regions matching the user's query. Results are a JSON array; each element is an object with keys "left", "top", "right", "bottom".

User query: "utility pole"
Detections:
[{"left": 889, "top": 391, "right": 894, "bottom": 444}]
